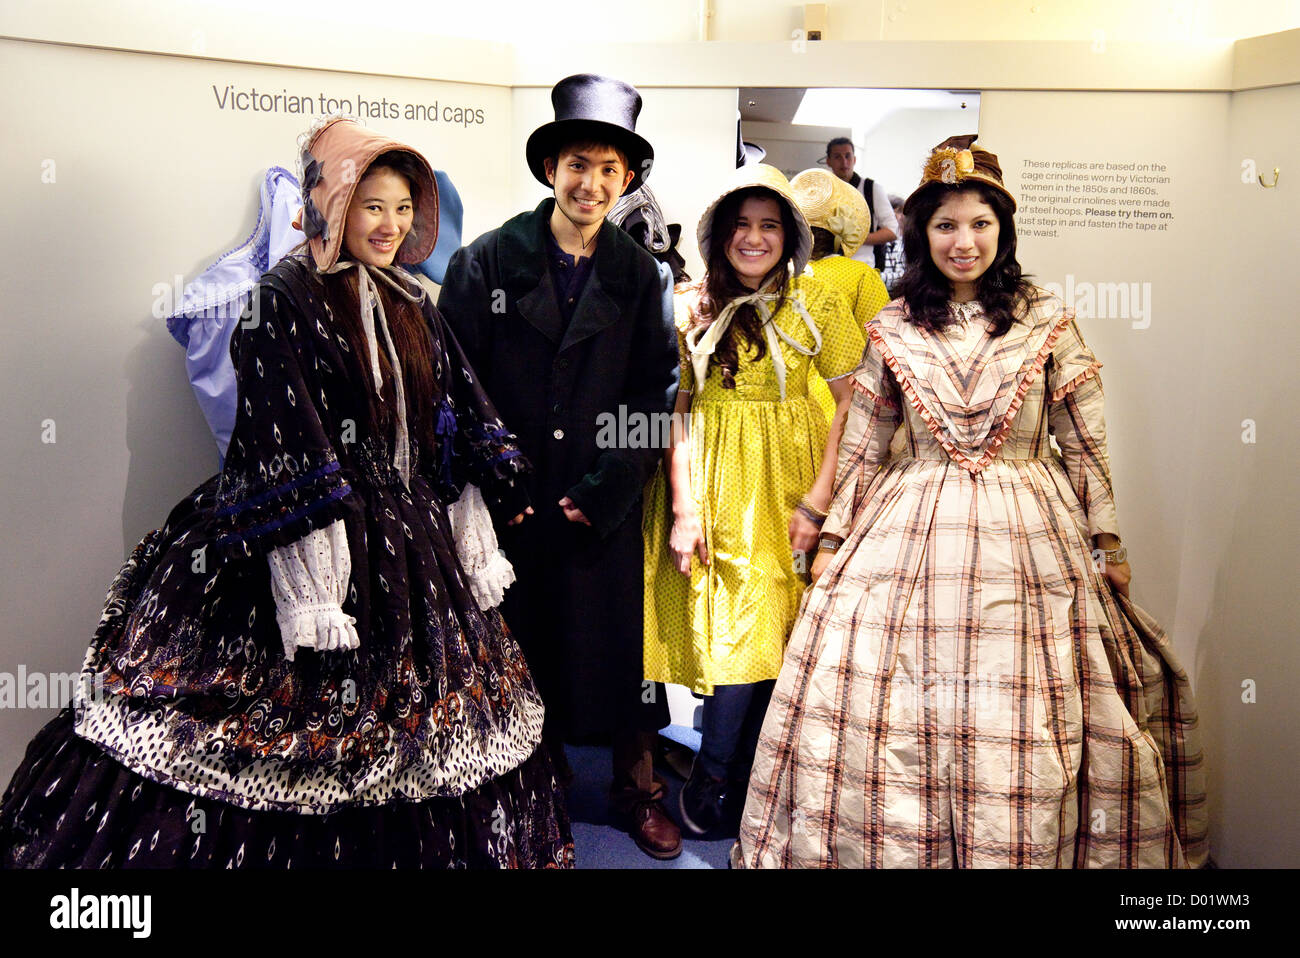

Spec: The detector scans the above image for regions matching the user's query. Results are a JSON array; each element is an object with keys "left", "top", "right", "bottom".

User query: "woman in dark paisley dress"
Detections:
[{"left": 0, "top": 118, "right": 573, "bottom": 868}]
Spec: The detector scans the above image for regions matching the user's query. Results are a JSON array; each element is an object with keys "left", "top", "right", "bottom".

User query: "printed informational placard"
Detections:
[{"left": 1018, "top": 158, "right": 1175, "bottom": 237}]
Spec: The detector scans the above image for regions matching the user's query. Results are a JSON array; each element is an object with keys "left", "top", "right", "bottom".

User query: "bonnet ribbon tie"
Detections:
[
  {"left": 685, "top": 283, "right": 824, "bottom": 401},
  {"left": 321, "top": 260, "right": 427, "bottom": 487}
]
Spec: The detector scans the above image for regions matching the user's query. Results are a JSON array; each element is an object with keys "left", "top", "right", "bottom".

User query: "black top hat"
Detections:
[{"left": 525, "top": 74, "right": 655, "bottom": 194}]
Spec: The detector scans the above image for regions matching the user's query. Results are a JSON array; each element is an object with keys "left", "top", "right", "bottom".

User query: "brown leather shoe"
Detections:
[{"left": 628, "top": 799, "right": 682, "bottom": 860}]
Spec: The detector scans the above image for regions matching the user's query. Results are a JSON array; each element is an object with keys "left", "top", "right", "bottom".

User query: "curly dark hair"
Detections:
[
  {"left": 688, "top": 186, "right": 799, "bottom": 389},
  {"left": 896, "top": 182, "right": 1032, "bottom": 336}
]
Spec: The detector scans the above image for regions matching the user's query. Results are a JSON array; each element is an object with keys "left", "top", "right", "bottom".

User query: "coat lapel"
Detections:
[
  {"left": 516, "top": 271, "right": 566, "bottom": 344},
  {"left": 495, "top": 198, "right": 639, "bottom": 353},
  {"left": 558, "top": 218, "right": 634, "bottom": 353},
  {"left": 559, "top": 275, "right": 618, "bottom": 353},
  {"left": 497, "top": 200, "right": 564, "bottom": 344}
]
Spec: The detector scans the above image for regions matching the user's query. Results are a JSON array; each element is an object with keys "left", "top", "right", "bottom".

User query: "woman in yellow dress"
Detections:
[
  {"left": 790, "top": 167, "right": 891, "bottom": 427},
  {"left": 643, "top": 165, "right": 861, "bottom": 835}
]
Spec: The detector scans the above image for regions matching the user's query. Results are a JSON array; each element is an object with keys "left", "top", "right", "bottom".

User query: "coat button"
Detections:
[
  {"left": 552, "top": 403, "right": 562, "bottom": 414},
  {"left": 553, "top": 428, "right": 564, "bottom": 440},
  {"left": 557, "top": 359, "right": 569, "bottom": 370}
]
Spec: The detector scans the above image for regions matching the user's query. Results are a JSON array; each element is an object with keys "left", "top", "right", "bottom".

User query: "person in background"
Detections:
[
  {"left": 437, "top": 74, "right": 683, "bottom": 861},
  {"left": 879, "top": 193, "right": 908, "bottom": 295},
  {"left": 734, "top": 136, "right": 1207, "bottom": 869},
  {"left": 790, "top": 166, "right": 890, "bottom": 427},
  {"left": 0, "top": 117, "right": 573, "bottom": 868},
  {"left": 643, "top": 165, "right": 861, "bottom": 837},
  {"left": 825, "top": 137, "right": 899, "bottom": 272}
]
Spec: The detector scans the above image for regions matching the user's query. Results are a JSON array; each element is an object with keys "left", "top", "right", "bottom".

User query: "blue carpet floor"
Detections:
[{"left": 562, "top": 735, "right": 735, "bottom": 869}]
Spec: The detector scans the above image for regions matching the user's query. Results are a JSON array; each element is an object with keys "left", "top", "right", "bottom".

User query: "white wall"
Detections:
[
  {"left": 8, "top": 0, "right": 1295, "bottom": 50},
  {"left": 709, "top": 0, "right": 1299, "bottom": 43},
  {"left": 1177, "top": 82, "right": 1300, "bottom": 869}
]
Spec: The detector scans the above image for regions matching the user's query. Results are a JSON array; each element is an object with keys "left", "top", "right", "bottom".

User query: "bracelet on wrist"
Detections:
[
  {"left": 798, "top": 495, "right": 829, "bottom": 524},
  {"left": 796, "top": 502, "right": 827, "bottom": 526}
]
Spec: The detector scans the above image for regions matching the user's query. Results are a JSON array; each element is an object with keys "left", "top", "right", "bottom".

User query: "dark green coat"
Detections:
[{"left": 437, "top": 200, "right": 677, "bottom": 741}]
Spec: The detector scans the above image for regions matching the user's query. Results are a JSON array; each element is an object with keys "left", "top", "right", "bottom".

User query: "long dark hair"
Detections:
[
  {"left": 688, "top": 186, "right": 799, "bottom": 388},
  {"left": 318, "top": 151, "right": 439, "bottom": 454},
  {"left": 896, "top": 182, "right": 1032, "bottom": 336}
]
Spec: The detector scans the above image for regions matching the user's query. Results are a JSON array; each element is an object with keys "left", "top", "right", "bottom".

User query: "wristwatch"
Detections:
[
  {"left": 1096, "top": 543, "right": 1127, "bottom": 564},
  {"left": 817, "top": 536, "right": 842, "bottom": 553}
]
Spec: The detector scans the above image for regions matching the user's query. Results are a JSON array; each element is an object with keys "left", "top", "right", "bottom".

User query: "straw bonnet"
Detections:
[
  {"left": 696, "top": 163, "right": 813, "bottom": 277},
  {"left": 904, "top": 133, "right": 1017, "bottom": 213},
  {"left": 298, "top": 117, "right": 439, "bottom": 271},
  {"left": 790, "top": 167, "right": 870, "bottom": 258}
]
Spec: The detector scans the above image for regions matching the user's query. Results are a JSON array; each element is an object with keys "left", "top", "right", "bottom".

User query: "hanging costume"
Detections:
[{"left": 609, "top": 184, "right": 691, "bottom": 285}]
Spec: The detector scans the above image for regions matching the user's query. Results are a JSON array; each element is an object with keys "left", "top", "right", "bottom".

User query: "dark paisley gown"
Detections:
[{"left": 0, "top": 256, "right": 573, "bottom": 868}]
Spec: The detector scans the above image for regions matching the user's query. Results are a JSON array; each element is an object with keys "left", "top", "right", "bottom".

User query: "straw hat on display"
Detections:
[{"left": 790, "top": 167, "right": 870, "bottom": 257}]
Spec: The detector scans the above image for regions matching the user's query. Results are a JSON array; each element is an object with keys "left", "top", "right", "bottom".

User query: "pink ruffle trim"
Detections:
[
  {"left": 1048, "top": 360, "right": 1103, "bottom": 404},
  {"left": 851, "top": 376, "right": 898, "bottom": 410}
]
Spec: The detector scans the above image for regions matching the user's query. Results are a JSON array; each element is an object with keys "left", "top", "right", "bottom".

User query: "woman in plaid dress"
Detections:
[{"left": 733, "top": 137, "right": 1207, "bottom": 868}]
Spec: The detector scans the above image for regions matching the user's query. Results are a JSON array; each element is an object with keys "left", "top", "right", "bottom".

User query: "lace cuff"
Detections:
[
  {"left": 448, "top": 483, "right": 516, "bottom": 610},
  {"left": 266, "top": 519, "right": 358, "bottom": 661}
]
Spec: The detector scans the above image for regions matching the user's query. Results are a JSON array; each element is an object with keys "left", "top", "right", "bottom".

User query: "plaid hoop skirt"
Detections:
[{"left": 734, "top": 293, "right": 1208, "bottom": 868}]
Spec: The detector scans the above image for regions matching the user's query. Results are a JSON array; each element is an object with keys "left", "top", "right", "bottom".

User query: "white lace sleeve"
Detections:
[
  {"left": 266, "top": 519, "right": 359, "bottom": 661},
  {"left": 447, "top": 483, "right": 516, "bottom": 610}
]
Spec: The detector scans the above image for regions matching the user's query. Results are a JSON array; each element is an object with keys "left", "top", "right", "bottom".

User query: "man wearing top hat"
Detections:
[{"left": 437, "top": 74, "right": 681, "bottom": 860}]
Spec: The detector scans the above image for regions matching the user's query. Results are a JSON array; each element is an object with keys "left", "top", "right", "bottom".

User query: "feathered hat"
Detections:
[{"left": 904, "top": 134, "right": 1016, "bottom": 214}]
